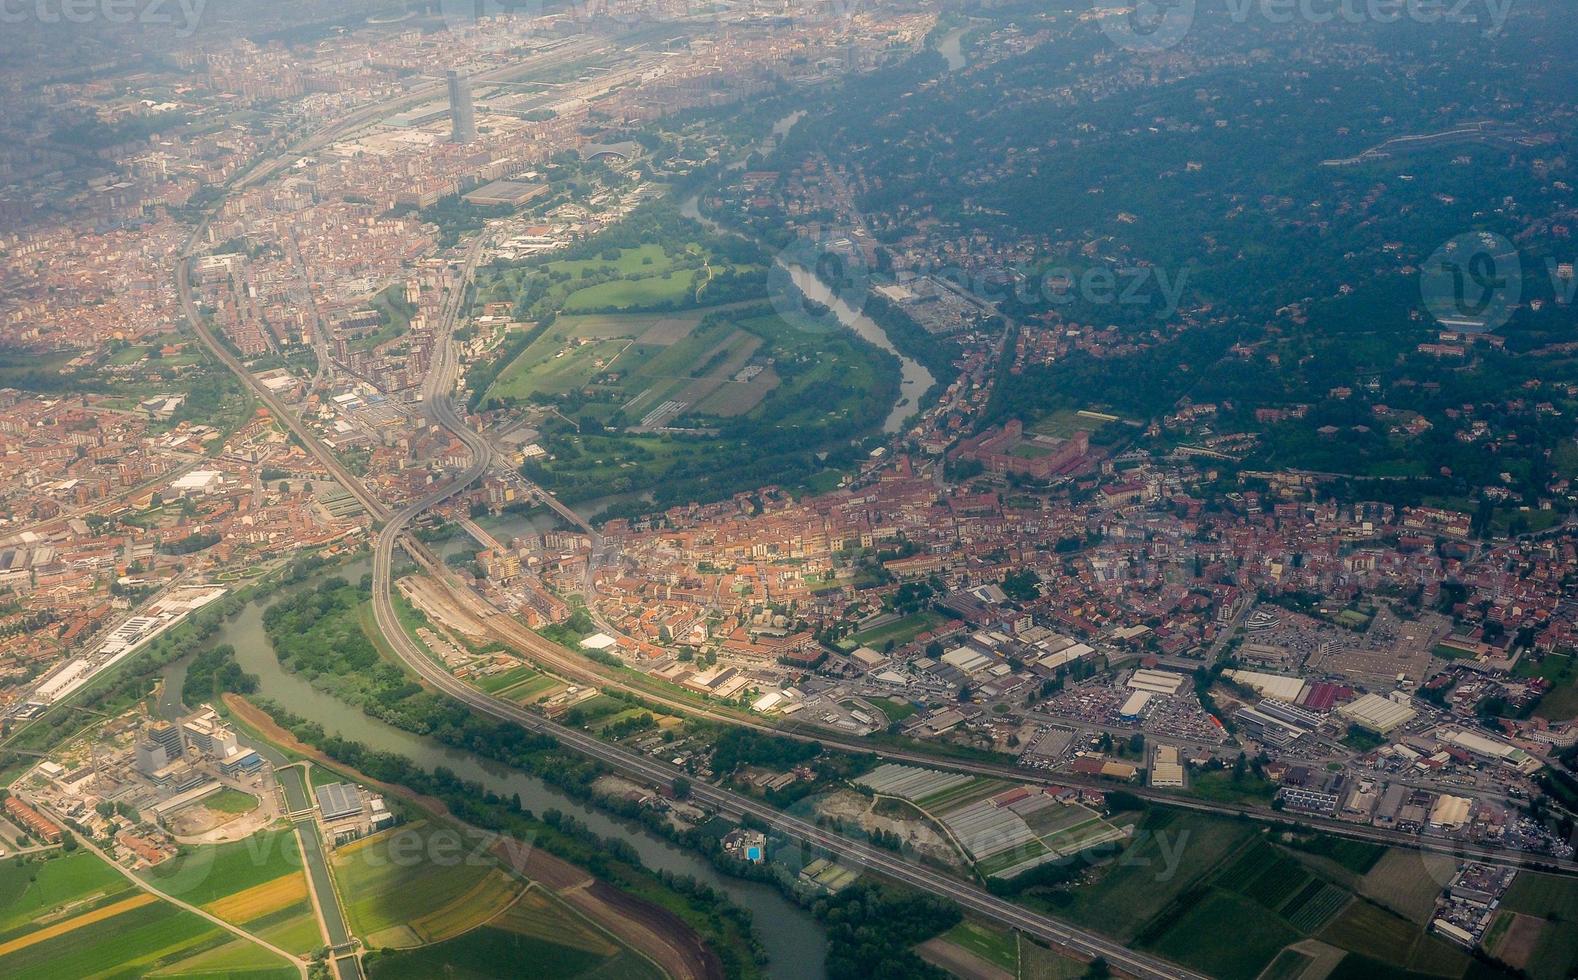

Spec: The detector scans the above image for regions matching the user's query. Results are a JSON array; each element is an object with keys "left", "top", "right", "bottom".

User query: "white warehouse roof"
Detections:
[
  {"left": 1224, "top": 669, "right": 1307, "bottom": 703},
  {"left": 1128, "top": 669, "right": 1186, "bottom": 696},
  {"left": 1337, "top": 693, "right": 1417, "bottom": 734}
]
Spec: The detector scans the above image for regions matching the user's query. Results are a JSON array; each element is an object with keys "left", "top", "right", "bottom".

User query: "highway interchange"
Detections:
[
  {"left": 178, "top": 161, "right": 1209, "bottom": 980},
  {"left": 169, "top": 46, "right": 1574, "bottom": 980}
]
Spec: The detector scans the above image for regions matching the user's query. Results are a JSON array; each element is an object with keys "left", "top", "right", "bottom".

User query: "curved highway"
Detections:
[
  {"left": 349, "top": 237, "right": 1204, "bottom": 979},
  {"left": 168, "top": 49, "right": 1569, "bottom": 980}
]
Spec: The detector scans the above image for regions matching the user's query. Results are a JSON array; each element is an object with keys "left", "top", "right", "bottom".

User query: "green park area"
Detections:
[
  {"left": 511, "top": 306, "right": 896, "bottom": 515},
  {"left": 475, "top": 237, "right": 764, "bottom": 321},
  {"left": 483, "top": 307, "right": 773, "bottom": 415},
  {"left": 468, "top": 204, "right": 898, "bottom": 517}
]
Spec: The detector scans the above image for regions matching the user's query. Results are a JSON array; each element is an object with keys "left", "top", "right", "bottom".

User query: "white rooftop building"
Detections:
[{"left": 1337, "top": 692, "right": 1417, "bottom": 734}]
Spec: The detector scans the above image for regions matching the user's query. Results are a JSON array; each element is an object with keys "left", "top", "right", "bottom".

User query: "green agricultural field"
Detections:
[
  {"left": 1354, "top": 849, "right": 1448, "bottom": 923},
  {"left": 1318, "top": 899, "right": 1469, "bottom": 975},
  {"left": 1523, "top": 923, "right": 1578, "bottom": 980},
  {"left": 1052, "top": 810, "right": 1261, "bottom": 942},
  {"left": 1148, "top": 889, "right": 1301, "bottom": 980},
  {"left": 0, "top": 879, "right": 292, "bottom": 980},
  {"left": 1281, "top": 833, "right": 1385, "bottom": 876},
  {"left": 1214, "top": 840, "right": 1280, "bottom": 892},
  {"left": 1259, "top": 947, "right": 1315, "bottom": 980},
  {"left": 1041, "top": 817, "right": 1467, "bottom": 980},
  {"left": 142, "top": 830, "right": 304, "bottom": 907},
  {"left": 978, "top": 839, "right": 1050, "bottom": 877},
  {"left": 187, "top": 843, "right": 319, "bottom": 957},
  {"left": 1280, "top": 881, "right": 1350, "bottom": 934},
  {"left": 153, "top": 935, "right": 300, "bottom": 978},
  {"left": 1019, "top": 936, "right": 1088, "bottom": 980},
  {"left": 938, "top": 919, "right": 1018, "bottom": 973},
  {"left": 502, "top": 672, "right": 564, "bottom": 702},
  {"left": 0, "top": 852, "right": 134, "bottom": 933},
  {"left": 913, "top": 777, "right": 1007, "bottom": 813},
  {"left": 1501, "top": 871, "right": 1578, "bottom": 978},
  {"left": 362, "top": 884, "right": 656, "bottom": 980},
  {"left": 334, "top": 821, "right": 526, "bottom": 947},
  {"left": 1324, "top": 898, "right": 1416, "bottom": 953},
  {"left": 1503, "top": 871, "right": 1578, "bottom": 922}
]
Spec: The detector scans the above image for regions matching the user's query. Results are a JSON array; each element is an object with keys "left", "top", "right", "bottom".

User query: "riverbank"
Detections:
[
  {"left": 170, "top": 555, "right": 824, "bottom": 977},
  {"left": 223, "top": 694, "right": 722, "bottom": 980},
  {"left": 678, "top": 193, "right": 937, "bottom": 436}
]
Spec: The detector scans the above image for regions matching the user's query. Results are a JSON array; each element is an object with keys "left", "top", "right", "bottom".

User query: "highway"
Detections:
[
  {"left": 166, "top": 40, "right": 1571, "bottom": 980},
  {"left": 180, "top": 210, "right": 1578, "bottom": 907},
  {"left": 373, "top": 537, "right": 1205, "bottom": 980},
  {"left": 342, "top": 232, "right": 1207, "bottom": 980}
]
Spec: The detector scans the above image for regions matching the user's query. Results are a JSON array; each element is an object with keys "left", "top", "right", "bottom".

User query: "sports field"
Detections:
[
  {"left": 479, "top": 663, "right": 540, "bottom": 694},
  {"left": 838, "top": 610, "right": 949, "bottom": 652}
]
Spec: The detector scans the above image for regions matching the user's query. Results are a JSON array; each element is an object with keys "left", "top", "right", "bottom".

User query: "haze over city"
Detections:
[{"left": 0, "top": 2, "right": 1576, "bottom": 980}]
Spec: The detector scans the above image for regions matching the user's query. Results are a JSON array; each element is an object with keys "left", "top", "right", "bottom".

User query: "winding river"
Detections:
[
  {"left": 937, "top": 27, "right": 968, "bottom": 72},
  {"left": 159, "top": 560, "right": 828, "bottom": 979},
  {"left": 680, "top": 192, "right": 933, "bottom": 434}
]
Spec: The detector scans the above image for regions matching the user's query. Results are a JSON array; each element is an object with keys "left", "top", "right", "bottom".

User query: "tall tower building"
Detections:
[{"left": 448, "top": 69, "right": 477, "bottom": 144}]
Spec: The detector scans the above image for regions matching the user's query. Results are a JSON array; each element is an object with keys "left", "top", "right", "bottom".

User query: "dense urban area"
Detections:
[{"left": 1, "top": 1, "right": 1577, "bottom": 980}]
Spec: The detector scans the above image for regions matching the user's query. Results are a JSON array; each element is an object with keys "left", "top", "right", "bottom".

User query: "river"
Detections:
[
  {"left": 937, "top": 26, "right": 968, "bottom": 72},
  {"left": 680, "top": 191, "right": 933, "bottom": 434},
  {"left": 160, "top": 561, "right": 828, "bottom": 979}
]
